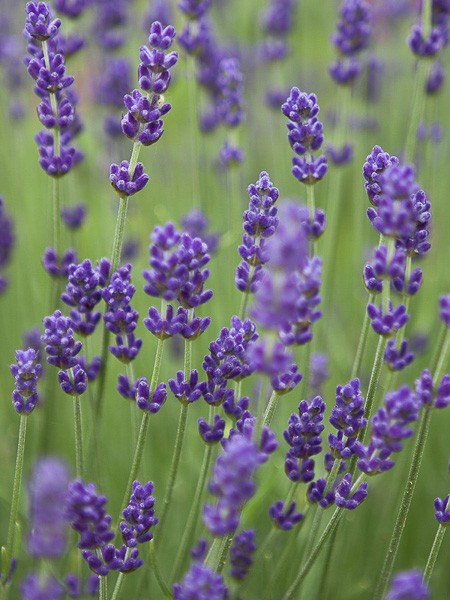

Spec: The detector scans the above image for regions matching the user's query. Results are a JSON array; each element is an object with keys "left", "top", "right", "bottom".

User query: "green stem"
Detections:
[
  {"left": 99, "top": 574, "right": 107, "bottom": 600},
  {"left": 239, "top": 265, "right": 255, "bottom": 321},
  {"left": 158, "top": 403, "right": 189, "bottom": 545},
  {"left": 282, "top": 505, "right": 344, "bottom": 600},
  {"left": 424, "top": 524, "right": 446, "bottom": 585},
  {"left": 158, "top": 320, "right": 193, "bottom": 543},
  {"left": 374, "top": 325, "right": 450, "bottom": 600},
  {"left": 171, "top": 408, "right": 215, "bottom": 580},
  {"left": 110, "top": 196, "right": 129, "bottom": 276},
  {"left": 73, "top": 395, "right": 84, "bottom": 479},
  {"left": 116, "top": 336, "right": 166, "bottom": 532},
  {"left": 404, "top": 59, "right": 429, "bottom": 164},
  {"left": 262, "top": 391, "right": 280, "bottom": 428},
  {"left": 149, "top": 540, "right": 172, "bottom": 598},
  {"left": 109, "top": 573, "right": 124, "bottom": 600},
  {"left": 306, "top": 183, "right": 316, "bottom": 256},
  {"left": 351, "top": 293, "right": 374, "bottom": 379},
  {"left": 1, "top": 415, "right": 27, "bottom": 587},
  {"left": 359, "top": 335, "right": 386, "bottom": 444}
]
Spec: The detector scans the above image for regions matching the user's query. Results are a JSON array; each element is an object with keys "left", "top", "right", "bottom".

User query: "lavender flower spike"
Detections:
[
  {"left": 120, "top": 481, "right": 158, "bottom": 547},
  {"left": 10, "top": 348, "right": 43, "bottom": 415},
  {"left": 42, "top": 310, "right": 82, "bottom": 369},
  {"left": 27, "top": 457, "right": 70, "bottom": 558},
  {"left": 229, "top": 530, "right": 256, "bottom": 580},
  {"left": 434, "top": 495, "right": 450, "bottom": 526}
]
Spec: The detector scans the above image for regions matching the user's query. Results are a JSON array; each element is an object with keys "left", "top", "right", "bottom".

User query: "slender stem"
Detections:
[
  {"left": 149, "top": 540, "right": 172, "bottom": 598},
  {"left": 110, "top": 196, "right": 129, "bottom": 276},
  {"left": 186, "top": 55, "right": 199, "bottom": 208},
  {"left": 117, "top": 413, "right": 150, "bottom": 532},
  {"left": 306, "top": 183, "right": 316, "bottom": 256},
  {"left": 358, "top": 335, "right": 386, "bottom": 446},
  {"left": 351, "top": 294, "right": 374, "bottom": 379},
  {"left": 404, "top": 59, "right": 429, "bottom": 164},
  {"left": 158, "top": 403, "right": 188, "bottom": 544},
  {"left": 239, "top": 265, "right": 255, "bottom": 321},
  {"left": 73, "top": 395, "right": 84, "bottom": 479},
  {"left": 1, "top": 415, "right": 27, "bottom": 586},
  {"left": 99, "top": 575, "right": 107, "bottom": 600},
  {"left": 373, "top": 406, "right": 433, "bottom": 600},
  {"left": 171, "top": 409, "right": 215, "bottom": 580},
  {"left": 374, "top": 325, "right": 450, "bottom": 600},
  {"left": 216, "top": 532, "right": 235, "bottom": 574},
  {"left": 282, "top": 505, "right": 344, "bottom": 600},
  {"left": 109, "top": 573, "right": 124, "bottom": 600},
  {"left": 158, "top": 322, "right": 193, "bottom": 543},
  {"left": 424, "top": 524, "right": 446, "bottom": 585},
  {"left": 302, "top": 341, "right": 313, "bottom": 398},
  {"left": 262, "top": 390, "right": 280, "bottom": 428}
]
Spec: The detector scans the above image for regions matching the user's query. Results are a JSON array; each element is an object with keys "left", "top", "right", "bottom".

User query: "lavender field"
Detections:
[{"left": 0, "top": 0, "right": 449, "bottom": 598}]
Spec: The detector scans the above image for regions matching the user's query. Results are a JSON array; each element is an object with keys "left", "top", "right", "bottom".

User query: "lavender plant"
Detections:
[{"left": 1, "top": 1, "right": 450, "bottom": 599}]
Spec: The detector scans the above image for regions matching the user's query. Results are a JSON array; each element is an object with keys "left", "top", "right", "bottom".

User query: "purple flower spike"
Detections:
[
  {"left": 331, "top": 0, "right": 372, "bottom": 57},
  {"left": 173, "top": 563, "right": 228, "bottom": 600},
  {"left": 284, "top": 397, "right": 326, "bottom": 483},
  {"left": 66, "top": 480, "right": 115, "bottom": 552},
  {"left": 355, "top": 385, "right": 421, "bottom": 475},
  {"left": 329, "top": 378, "right": 367, "bottom": 459},
  {"left": 27, "top": 457, "right": 70, "bottom": 558},
  {"left": 434, "top": 495, "right": 450, "bottom": 526},
  {"left": 42, "top": 310, "right": 82, "bottom": 369},
  {"left": 229, "top": 530, "right": 256, "bottom": 580},
  {"left": 198, "top": 415, "right": 226, "bottom": 444},
  {"left": 203, "top": 433, "right": 266, "bottom": 536},
  {"left": 25, "top": 2, "right": 61, "bottom": 41},
  {"left": 269, "top": 500, "right": 303, "bottom": 530},
  {"left": 362, "top": 145, "right": 399, "bottom": 206},
  {"left": 334, "top": 474, "right": 368, "bottom": 510},
  {"left": 120, "top": 481, "right": 158, "bottom": 547},
  {"left": 135, "top": 378, "right": 167, "bottom": 413},
  {"left": 117, "top": 374, "right": 137, "bottom": 400},
  {"left": 144, "top": 304, "right": 187, "bottom": 339},
  {"left": 367, "top": 302, "right": 409, "bottom": 337},
  {"left": 10, "top": 348, "right": 43, "bottom": 415},
  {"left": 110, "top": 161, "right": 149, "bottom": 197},
  {"left": 58, "top": 364, "right": 87, "bottom": 396},
  {"left": 385, "top": 570, "right": 429, "bottom": 600}
]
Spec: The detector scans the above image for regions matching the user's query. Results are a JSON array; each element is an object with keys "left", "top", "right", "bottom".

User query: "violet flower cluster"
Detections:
[
  {"left": 282, "top": 87, "right": 328, "bottom": 185},
  {"left": 216, "top": 57, "right": 245, "bottom": 168},
  {"left": 66, "top": 479, "right": 145, "bottom": 576},
  {"left": 203, "top": 431, "right": 269, "bottom": 536},
  {"left": 143, "top": 222, "right": 212, "bottom": 340},
  {"left": 110, "top": 21, "right": 178, "bottom": 198},
  {"left": 24, "top": 2, "right": 83, "bottom": 177},
  {"left": 10, "top": 348, "right": 43, "bottom": 415},
  {"left": 330, "top": 0, "right": 372, "bottom": 86},
  {"left": 354, "top": 385, "right": 421, "bottom": 475},
  {"left": 259, "top": 0, "right": 297, "bottom": 108},
  {"left": 235, "top": 171, "right": 280, "bottom": 295},
  {"left": 103, "top": 263, "right": 142, "bottom": 364}
]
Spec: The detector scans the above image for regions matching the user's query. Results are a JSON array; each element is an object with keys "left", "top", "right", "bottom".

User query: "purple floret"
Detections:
[
  {"left": 42, "top": 309, "right": 82, "bottom": 369},
  {"left": 173, "top": 563, "right": 228, "bottom": 600},
  {"left": 229, "top": 530, "right": 256, "bottom": 580},
  {"left": 120, "top": 480, "right": 158, "bottom": 547},
  {"left": 434, "top": 495, "right": 450, "bottom": 526},
  {"left": 385, "top": 570, "right": 429, "bottom": 600},
  {"left": 25, "top": 1, "right": 61, "bottom": 41},
  {"left": 269, "top": 500, "right": 303, "bottom": 530},
  {"left": 10, "top": 348, "right": 43, "bottom": 415},
  {"left": 58, "top": 364, "right": 87, "bottom": 396}
]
